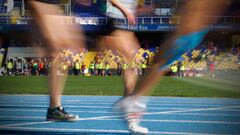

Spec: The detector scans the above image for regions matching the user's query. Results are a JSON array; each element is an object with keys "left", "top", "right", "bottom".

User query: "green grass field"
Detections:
[{"left": 0, "top": 76, "right": 239, "bottom": 98}]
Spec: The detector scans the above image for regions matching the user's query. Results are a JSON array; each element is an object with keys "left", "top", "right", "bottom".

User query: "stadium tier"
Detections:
[
  {"left": 181, "top": 51, "right": 240, "bottom": 71},
  {"left": 83, "top": 51, "right": 97, "bottom": 67},
  {"left": 83, "top": 50, "right": 240, "bottom": 72},
  {"left": 0, "top": 0, "right": 240, "bottom": 32},
  {"left": 0, "top": 0, "right": 240, "bottom": 77},
  {"left": 0, "top": 0, "right": 6, "bottom": 13}
]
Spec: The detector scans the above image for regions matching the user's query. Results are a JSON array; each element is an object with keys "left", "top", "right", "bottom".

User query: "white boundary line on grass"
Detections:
[
  {"left": 0, "top": 105, "right": 239, "bottom": 128},
  {"left": 1, "top": 97, "right": 240, "bottom": 102},
  {"left": 0, "top": 94, "right": 239, "bottom": 100}
]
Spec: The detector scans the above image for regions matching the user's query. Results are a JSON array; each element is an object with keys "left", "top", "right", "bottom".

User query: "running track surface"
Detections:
[{"left": 0, "top": 95, "right": 239, "bottom": 135}]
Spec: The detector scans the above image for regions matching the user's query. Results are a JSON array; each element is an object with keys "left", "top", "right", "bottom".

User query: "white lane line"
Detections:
[
  {"left": 0, "top": 116, "right": 239, "bottom": 125},
  {"left": 0, "top": 99, "right": 239, "bottom": 105},
  {"left": 0, "top": 115, "right": 122, "bottom": 128},
  {"left": 0, "top": 116, "right": 117, "bottom": 120},
  {"left": 0, "top": 116, "right": 45, "bottom": 119},
  {"left": 0, "top": 121, "right": 54, "bottom": 128},
  {"left": 140, "top": 119, "right": 240, "bottom": 124},
  {"left": 0, "top": 109, "right": 46, "bottom": 112},
  {"left": 1, "top": 106, "right": 239, "bottom": 128},
  {"left": 102, "top": 119, "right": 240, "bottom": 125},
  {"left": 0, "top": 108, "right": 200, "bottom": 112},
  {"left": 1, "top": 109, "right": 240, "bottom": 116},
  {"left": 1, "top": 101, "right": 239, "bottom": 107},
  {"left": 0, "top": 127, "right": 230, "bottom": 135},
  {"left": 173, "top": 112, "right": 240, "bottom": 116},
  {"left": 145, "top": 106, "right": 240, "bottom": 115},
  {"left": 0, "top": 104, "right": 112, "bottom": 109},
  {"left": 1, "top": 104, "right": 240, "bottom": 111}
]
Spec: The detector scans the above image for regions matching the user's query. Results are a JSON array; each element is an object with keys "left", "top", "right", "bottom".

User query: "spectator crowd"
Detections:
[{"left": 1, "top": 41, "right": 240, "bottom": 77}]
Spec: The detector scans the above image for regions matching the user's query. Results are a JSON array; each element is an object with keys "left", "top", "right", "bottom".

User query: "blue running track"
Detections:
[{"left": 0, "top": 95, "right": 239, "bottom": 135}]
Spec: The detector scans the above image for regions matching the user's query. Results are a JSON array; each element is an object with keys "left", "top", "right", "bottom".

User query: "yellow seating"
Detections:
[{"left": 83, "top": 51, "right": 97, "bottom": 67}]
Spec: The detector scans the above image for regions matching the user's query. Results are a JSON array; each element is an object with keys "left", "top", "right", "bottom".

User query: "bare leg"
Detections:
[
  {"left": 99, "top": 29, "right": 140, "bottom": 96},
  {"left": 48, "top": 52, "right": 66, "bottom": 107},
  {"left": 115, "top": 1, "right": 228, "bottom": 134},
  {"left": 28, "top": 0, "right": 84, "bottom": 121},
  {"left": 123, "top": 68, "right": 138, "bottom": 96},
  {"left": 108, "top": 30, "right": 140, "bottom": 96},
  {"left": 105, "top": 30, "right": 140, "bottom": 59}
]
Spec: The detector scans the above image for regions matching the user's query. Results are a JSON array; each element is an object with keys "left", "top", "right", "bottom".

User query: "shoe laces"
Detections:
[{"left": 57, "top": 106, "right": 68, "bottom": 115}]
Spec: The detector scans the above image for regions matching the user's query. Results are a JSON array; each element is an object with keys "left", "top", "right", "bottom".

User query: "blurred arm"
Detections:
[
  {"left": 27, "top": 1, "right": 85, "bottom": 52},
  {"left": 110, "top": 0, "right": 136, "bottom": 25}
]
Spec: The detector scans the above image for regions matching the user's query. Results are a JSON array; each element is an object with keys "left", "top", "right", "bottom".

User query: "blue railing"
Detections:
[
  {"left": 0, "top": 15, "right": 30, "bottom": 24},
  {"left": 1, "top": 15, "right": 240, "bottom": 31},
  {"left": 114, "top": 16, "right": 240, "bottom": 25},
  {"left": 1, "top": 15, "right": 240, "bottom": 25}
]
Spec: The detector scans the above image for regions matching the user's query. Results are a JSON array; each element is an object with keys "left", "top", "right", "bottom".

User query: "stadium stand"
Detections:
[
  {"left": 0, "top": 0, "right": 6, "bottom": 13},
  {"left": 178, "top": 49, "right": 240, "bottom": 76},
  {"left": 83, "top": 51, "right": 97, "bottom": 67}
]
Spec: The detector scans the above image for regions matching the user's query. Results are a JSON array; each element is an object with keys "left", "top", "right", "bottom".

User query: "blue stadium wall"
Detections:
[
  {"left": 0, "top": 0, "right": 240, "bottom": 32},
  {"left": 1, "top": 21, "right": 240, "bottom": 33}
]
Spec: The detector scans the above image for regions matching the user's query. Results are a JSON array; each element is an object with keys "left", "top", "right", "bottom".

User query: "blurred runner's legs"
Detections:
[
  {"left": 106, "top": 0, "right": 152, "bottom": 97},
  {"left": 103, "top": 0, "right": 141, "bottom": 96},
  {"left": 28, "top": 0, "right": 85, "bottom": 121},
  {"left": 117, "top": 0, "right": 228, "bottom": 133},
  {"left": 100, "top": 0, "right": 149, "bottom": 134},
  {"left": 134, "top": 0, "right": 228, "bottom": 96}
]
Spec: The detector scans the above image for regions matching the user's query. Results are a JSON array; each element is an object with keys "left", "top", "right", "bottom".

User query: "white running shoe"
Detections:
[
  {"left": 128, "top": 121, "right": 149, "bottom": 134},
  {"left": 115, "top": 96, "right": 148, "bottom": 134}
]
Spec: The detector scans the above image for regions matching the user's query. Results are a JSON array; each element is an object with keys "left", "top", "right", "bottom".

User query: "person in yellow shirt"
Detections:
[
  {"left": 7, "top": 59, "right": 13, "bottom": 75},
  {"left": 105, "top": 62, "right": 110, "bottom": 76},
  {"left": 74, "top": 60, "right": 80, "bottom": 75},
  {"left": 170, "top": 64, "right": 178, "bottom": 76},
  {"left": 141, "top": 62, "right": 147, "bottom": 76},
  {"left": 89, "top": 61, "right": 95, "bottom": 76}
]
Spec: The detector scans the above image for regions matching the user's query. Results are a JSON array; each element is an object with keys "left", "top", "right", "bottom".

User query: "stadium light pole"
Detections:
[
  {"left": 69, "top": 0, "right": 72, "bottom": 15},
  {"left": 21, "top": 0, "right": 25, "bottom": 16},
  {"left": 176, "top": 0, "right": 178, "bottom": 9}
]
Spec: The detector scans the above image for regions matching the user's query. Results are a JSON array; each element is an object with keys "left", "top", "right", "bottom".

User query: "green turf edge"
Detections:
[{"left": 0, "top": 76, "right": 239, "bottom": 98}]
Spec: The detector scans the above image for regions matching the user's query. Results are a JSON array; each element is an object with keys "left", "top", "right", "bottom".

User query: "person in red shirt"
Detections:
[{"left": 38, "top": 59, "right": 44, "bottom": 75}]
